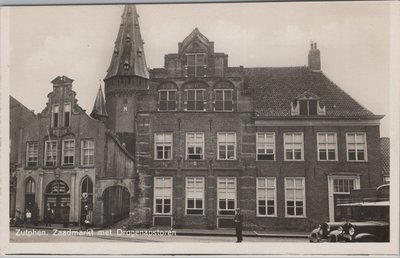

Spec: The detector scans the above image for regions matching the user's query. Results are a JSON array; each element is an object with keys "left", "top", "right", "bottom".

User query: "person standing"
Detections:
[
  {"left": 234, "top": 208, "right": 243, "bottom": 242},
  {"left": 25, "top": 209, "right": 32, "bottom": 226}
]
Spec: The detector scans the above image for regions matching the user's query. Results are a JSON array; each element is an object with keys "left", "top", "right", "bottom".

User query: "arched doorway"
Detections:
[
  {"left": 45, "top": 180, "right": 70, "bottom": 223},
  {"left": 25, "top": 178, "right": 35, "bottom": 212},
  {"left": 102, "top": 185, "right": 130, "bottom": 226},
  {"left": 80, "top": 177, "right": 94, "bottom": 225}
]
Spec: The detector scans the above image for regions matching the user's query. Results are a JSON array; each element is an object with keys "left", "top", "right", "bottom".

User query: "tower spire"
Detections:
[
  {"left": 90, "top": 84, "right": 108, "bottom": 121},
  {"left": 105, "top": 5, "right": 149, "bottom": 79}
]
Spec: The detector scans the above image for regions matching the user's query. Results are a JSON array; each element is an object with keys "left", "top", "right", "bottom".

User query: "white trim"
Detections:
[
  {"left": 80, "top": 139, "right": 95, "bottom": 167},
  {"left": 158, "top": 89, "right": 178, "bottom": 111},
  {"left": 217, "top": 177, "right": 237, "bottom": 216},
  {"left": 51, "top": 104, "right": 59, "bottom": 128},
  {"left": 345, "top": 132, "right": 368, "bottom": 162},
  {"left": 26, "top": 141, "right": 39, "bottom": 167},
  {"left": 213, "top": 89, "right": 234, "bottom": 112},
  {"left": 316, "top": 132, "right": 338, "bottom": 161},
  {"left": 44, "top": 140, "right": 58, "bottom": 167},
  {"left": 256, "top": 177, "right": 277, "bottom": 217},
  {"left": 154, "top": 133, "right": 173, "bottom": 160},
  {"left": 61, "top": 139, "right": 75, "bottom": 166},
  {"left": 217, "top": 132, "right": 236, "bottom": 160},
  {"left": 184, "top": 89, "right": 206, "bottom": 111},
  {"left": 153, "top": 176, "right": 173, "bottom": 215},
  {"left": 185, "top": 177, "right": 205, "bottom": 215},
  {"left": 284, "top": 177, "right": 306, "bottom": 218},
  {"left": 185, "top": 132, "right": 205, "bottom": 160},
  {"left": 256, "top": 132, "right": 276, "bottom": 161},
  {"left": 63, "top": 102, "right": 71, "bottom": 127},
  {"left": 283, "top": 132, "right": 304, "bottom": 161},
  {"left": 327, "top": 175, "right": 360, "bottom": 222}
]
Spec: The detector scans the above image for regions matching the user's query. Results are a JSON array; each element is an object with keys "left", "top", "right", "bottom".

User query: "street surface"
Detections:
[{"left": 10, "top": 228, "right": 308, "bottom": 243}]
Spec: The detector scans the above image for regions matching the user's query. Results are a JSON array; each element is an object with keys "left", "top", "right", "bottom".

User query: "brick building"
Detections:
[{"left": 12, "top": 5, "right": 385, "bottom": 231}]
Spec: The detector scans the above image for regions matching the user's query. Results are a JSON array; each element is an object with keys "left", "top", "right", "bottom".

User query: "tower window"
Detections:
[{"left": 123, "top": 98, "right": 128, "bottom": 112}]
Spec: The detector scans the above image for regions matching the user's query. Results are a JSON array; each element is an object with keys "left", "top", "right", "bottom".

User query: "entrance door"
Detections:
[
  {"left": 45, "top": 180, "right": 71, "bottom": 223},
  {"left": 328, "top": 176, "right": 359, "bottom": 222},
  {"left": 24, "top": 178, "right": 36, "bottom": 212}
]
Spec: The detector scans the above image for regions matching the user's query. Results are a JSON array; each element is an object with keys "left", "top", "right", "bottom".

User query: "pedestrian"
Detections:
[
  {"left": 234, "top": 208, "right": 243, "bottom": 243},
  {"left": 25, "top": 209, "right": 32, "bottom": 226},
  {"left": 44, "top": 204, "right": 53, "bottom": 227}
]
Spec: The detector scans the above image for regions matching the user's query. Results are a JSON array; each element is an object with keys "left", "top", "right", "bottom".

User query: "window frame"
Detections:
[
  {"left": 317, "top": 132, "right": 338, "bottom": 161},
  {"left": 153, "top": 177, "right": 173, "bottom": 215},
  {"left": 284, "top": 177, "right": 306, "bottom": 218},
  {"left": 217, "top": 177, "right": 237, "bottom": 216},
  {"left": 346, "top": 132, "right": 368, "bottom": 162},
  {"left": 44, "top": 140, "right": 58, "bottom": 167},
  {"left": 186, "top": 53, "right": 207, "bottom": 77},
  {"left": 184, "top": 89, "right": 206, "bottom": 111},
  {"left": 217, "top": 132, "right": 237, "bottom": 160},
  {"left": 256, "top": 177, "right": 277, "bottom": 217},
  {"left": 154, "top": 133, "right": 173, "bottom": 160},
  {"left": 256, "top": 132, "right": 276, "bottom": 161},
  {"left": 185, "top": 177, "right": 205, "bottom": 215},
  {"left": 214, "top": 89, "right": 234, "bottom": 112},
  {"left": 63, "top": 102, "right": 71, "bottom": 127},
  {"left": 26, "top": 141, "right": 39, "bottom": 168},
  {"left": 158, "top": 89, "right": 177, "bottom": 111},
  {"left": 283, "top": 132, "right": 304, "bottom": 161},
  {"left": 51, "top": 104, "right": 59, "bottom": 128},
  {"left": 80, "top": 139, "right": 95, "bottom": 167},
  {"left": 185, "top": 132, "right": 205, "bottom": 160},
  {"left": 62, "top": 139, "right": 75, "bottom": 166}
]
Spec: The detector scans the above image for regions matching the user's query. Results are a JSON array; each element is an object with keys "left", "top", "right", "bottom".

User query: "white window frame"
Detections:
[
  {"left": 317, "top": 132, "right": 338, "bottom": 161},
  {"left": 284, "top": 132, "right": 304, "bottom": 161},
  {"left": 26, "top": 142, "right": 39, "bottom": 167},
  {"left": 158, "top": 89, "right": 177, "bottom": 111},
  {"left": 346, "top": 132, "right": 368, "bottom": 161},
  {"left": 214, "top": 89, "right": 233, "bottom": 112},
  {"left": 62, "top": 139, "right": 75, "bottom": 166},
  {"left": 217, "top": 132, "right": 236, "bottom": 160},
  {"left": 80, "top": 139, "right": 95, "bottom": 166},
  {"left": 44, "top": 140, "right": 58, "bottom": 167},
  {"left": 185, "top": 132, "right": 205, "bottom": 160},
  {"left": 284, "top": 177, "right": 306, "bottom": 217},
  {"left": 256, "top": 177, "right": 277, "bottom": 217},
  {"left": 51, "top": 104, "right": 59, "bottom": 128},
  {"left": 153, "top": 177, "right": 173, "bottom": 215},
  {"left": 154, "top": 133, "right": 173, "bottom": 160},
  {"left": 256, "top": 132, "right": 276, "bottom": 161},
  {"left": 186, "top": 53, "right": 207, "bottom": 77},
  {"left": 217, "top": 177, "right": 237, "bottom": 216},
  {"left": 185, "top": 177, "right": 205, "bottom": 215},
  {"left": 184, "top": 89, "right": 206, "bottom": 111},
  {"left": 63, "top": 102, "right": 71, "bottom": 127}
]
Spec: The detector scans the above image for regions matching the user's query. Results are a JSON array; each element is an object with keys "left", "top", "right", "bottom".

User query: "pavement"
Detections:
[{"left": 15, "top": 224, "right": 309, "bottom": 239}]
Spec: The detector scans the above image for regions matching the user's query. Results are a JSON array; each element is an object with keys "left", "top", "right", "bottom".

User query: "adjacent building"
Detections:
[{"left": 12, "top": 5, "right": 386, "bottom": 231}]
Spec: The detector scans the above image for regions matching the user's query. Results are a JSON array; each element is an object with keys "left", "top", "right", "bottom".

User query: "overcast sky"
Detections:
[{"left": 8, "top": 2, "right": 390, "bottom": 136}]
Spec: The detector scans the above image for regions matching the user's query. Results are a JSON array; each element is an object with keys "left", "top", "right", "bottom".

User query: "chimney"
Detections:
[{"left": 308, "top": 41, "right": 321, "bottom": 71}]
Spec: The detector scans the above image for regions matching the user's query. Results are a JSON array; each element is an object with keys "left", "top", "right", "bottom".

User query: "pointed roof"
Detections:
[
  {"left": 90, "top": 85, "right": 108, "bottom": 120},
  {"left": 105, "top": 5, "right": 149, "bottom": 80}
]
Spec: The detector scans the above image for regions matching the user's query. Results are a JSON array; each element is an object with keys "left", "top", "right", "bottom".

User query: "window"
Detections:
[
  {"left": 44, "top": 140, "right": 57, "bottom": 167},
  {"left": 317, "top": 133, "right": 337, "bottom": 161},
  {"left": 154, "top": 177, "right": 172, "bottom": 214},
  {"left": 25, "top": 179, "right": 36, "bottom": 193},
  {"left": 299, "top": 99, "right": 317, "bottom": 116},
  {"left": 347, "top": 133, "right": 367, "bottom": 161},
  {"left": 217, "top": 177, "right": 236, "bottom": 215},
  {"left": 185, "top": 177, "right": 204, "bottom": 215},
  {"left": 52, "top": 104, "right": 59, "bottom": 128},
  {"left": 155, "top": 133, "right": 172, "bottom": 160},
  {"left": 122, "top": 99, "right": 128, "bottom": 112},
  {"left": 81, "top": 177, "right": 93, "bottom": 209},
  {"left": 186, "top": 133, "right": 204, "bottom": 160},
  {"left": 81, "top": 139, "right": 94, "bottom": 166},
  {"left": 64, "top": 103, "right": 71, "bottom": 127},
  {"left": 284, "top": 133, "right": 303, "bottom": 161},
  {"left": 256, "top": 133, "right": 275, "bottom": 161},
  {"left": 217, "top": 133, "right": 236, "bottom": 160},
  {"left": 62, "top": 139, "right": 75, "bottom": 166},
  {"left": 159, "top": 90, "right": 176, "bottom": 111},
  {"left": 383, "top": 176, "right": 390, "bottom": 184},
  {"left": 257, "top": 178, "right": 276, "bottom": 216},
  {"left": 186, "top": 90, "right": 205, "bottom": 111},
  {"left": 333, "top": 178, "right": 355, "bottom": 193},
  {"left": 285, "top": 177, "right": 305, "bottom": 217},
  {"left": 186, "top": 53, "right": 206, "bottom": 77},
  {"left": 215, "top": 90, "right": 233, "bottom": 111},
  {"left": 26, "top": 142, "right": 39, "bottom": 167}
]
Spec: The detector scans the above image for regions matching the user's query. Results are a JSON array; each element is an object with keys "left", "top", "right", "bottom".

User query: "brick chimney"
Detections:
[{"left": 308, "top": 41, "right": 321, "bottom": 71}]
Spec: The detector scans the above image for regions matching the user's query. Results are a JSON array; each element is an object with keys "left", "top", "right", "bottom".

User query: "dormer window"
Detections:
[
  {"left": 124, "top": 61, "right": 130, "bottom": 70},
  {"left": 185, "top": 53, "right": 206, "bottom": 77},
  {"left": 114, "top": 47, "right": 118, "bottom": 56},
  {"left": 137, "top": 47, "right": 142, "bottom": 57},
  {"left": 126, "top": 33, "right": 131, "bottom": 42},
  {"left": 299, "top": 99, "right": 317, "bottom": 116},
  {"left": 291, "top": 91, "right": 326, "bottom": 116}
]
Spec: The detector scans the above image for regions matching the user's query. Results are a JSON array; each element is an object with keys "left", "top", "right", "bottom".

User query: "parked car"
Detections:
[{"left": 309, "top": 185, "right": 390, "bottom": 243}]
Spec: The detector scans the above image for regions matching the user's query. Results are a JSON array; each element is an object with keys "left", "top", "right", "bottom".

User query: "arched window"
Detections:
[
  {"left": 25, "top": 178, "right": 35, "bottom": 194},
  {"left": 46, "top": 180, "right": 70, "bottom": 194},
  {"left": 81, "top": 176, "right": 94, "bottom": 209},
  {"left": 25, "top": 178, "right": 36, "bottom": 212}
]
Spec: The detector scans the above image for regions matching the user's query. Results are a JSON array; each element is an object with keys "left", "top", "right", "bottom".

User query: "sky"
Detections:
[{"left": 8, "top": 2, "right": 391, "bottom": 136}]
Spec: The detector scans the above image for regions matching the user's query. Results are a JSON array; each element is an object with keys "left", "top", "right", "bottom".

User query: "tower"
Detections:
[{"left": 104, "top": 5, "right": 149, "bottom": 155}]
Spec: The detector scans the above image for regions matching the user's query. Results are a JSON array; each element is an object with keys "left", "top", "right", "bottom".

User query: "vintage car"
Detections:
[{"left": 309, "top": 185, "right": 390, "bottom": 242}]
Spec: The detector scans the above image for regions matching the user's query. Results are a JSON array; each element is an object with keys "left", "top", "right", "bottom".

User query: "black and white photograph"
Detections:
[{"left": 1, "top": 1, "right": 399, "bottom": 256}]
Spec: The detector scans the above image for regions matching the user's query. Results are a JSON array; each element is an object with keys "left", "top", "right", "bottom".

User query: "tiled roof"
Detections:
[
  {"left": 244, "top": 66, "right": 375, "bottom": 117},
  {"left": 90, "top": 86, "right": 108, "bottom": 120},
  {"left": 380, "top": 137, "right": 390, "bottom": 175}
]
